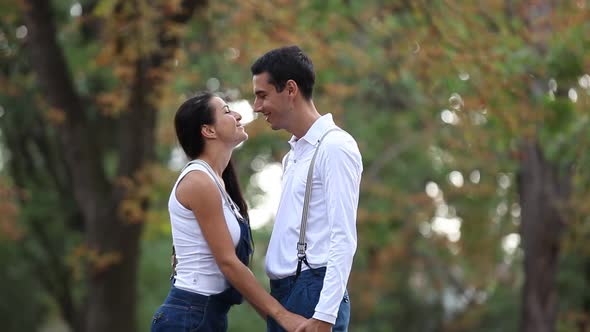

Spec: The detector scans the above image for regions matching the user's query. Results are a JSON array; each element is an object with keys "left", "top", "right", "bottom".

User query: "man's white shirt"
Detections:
[{"left": 265, "top": 114, "right": 363, "bottom": 324}]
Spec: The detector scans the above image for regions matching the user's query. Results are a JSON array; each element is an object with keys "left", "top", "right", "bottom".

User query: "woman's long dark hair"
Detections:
[{"left": 174, "top": 92, "right": 250, "bottom": 223}]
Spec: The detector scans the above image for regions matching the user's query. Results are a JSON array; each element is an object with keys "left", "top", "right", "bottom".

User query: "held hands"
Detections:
[
  {"left": 294, "top": 318, "right": 333, "bottom": 332},
  {"left": 276, "top": 310, "right": 307, "bottom": 332}
]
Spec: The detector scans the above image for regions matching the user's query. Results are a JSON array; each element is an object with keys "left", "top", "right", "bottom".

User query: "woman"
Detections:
[{"left": 151, "top": 92, "right": 304, "bottom": 331}]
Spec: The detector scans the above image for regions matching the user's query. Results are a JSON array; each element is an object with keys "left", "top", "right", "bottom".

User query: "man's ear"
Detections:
[
  {"left": 201, "top": 125, "right": 216, "bottom": 139},
  {"left": 286, "top": 80, "right": 298, "bottom": 96}
]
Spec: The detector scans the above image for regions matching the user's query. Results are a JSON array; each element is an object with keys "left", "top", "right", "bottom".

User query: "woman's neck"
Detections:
[{"left": 197, "top": 148, "right": 232, "bottom": 178}]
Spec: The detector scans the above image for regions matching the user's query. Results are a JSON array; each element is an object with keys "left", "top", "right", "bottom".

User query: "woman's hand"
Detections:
[
  {"left": 275, "top": 310, "right": 307, "bottom": 332},
  {"left": 294, "top": 318, "right": 332, "bottom": 332}
]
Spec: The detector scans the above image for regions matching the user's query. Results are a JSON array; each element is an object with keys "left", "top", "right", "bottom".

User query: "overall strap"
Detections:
[
  {"left": 296, "top": 128, "right": 340, "bottom": 278},
  {"left": 185, "top": 160, "right": 243, "bottom": 220}
]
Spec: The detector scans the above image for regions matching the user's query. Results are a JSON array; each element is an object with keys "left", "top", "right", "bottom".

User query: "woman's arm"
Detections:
[
  {"left": 242, "top": 268, "right": 266, "bottom": 318},
  {"left": 176, "top": 172, "right": 305, "bottom": 331}
]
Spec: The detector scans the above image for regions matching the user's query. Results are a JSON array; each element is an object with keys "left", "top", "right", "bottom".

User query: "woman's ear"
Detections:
[{"left": 201, "top": 124, "right": 216, "bottom": 139}]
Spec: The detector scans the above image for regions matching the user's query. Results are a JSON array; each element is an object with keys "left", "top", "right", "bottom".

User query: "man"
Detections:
[{"left": 251, "top": 46, "right": 363, "bottom": 332}]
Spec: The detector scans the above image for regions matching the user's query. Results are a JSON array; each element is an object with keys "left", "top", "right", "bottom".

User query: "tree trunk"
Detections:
[
  {"left": 21, "top": 0, "right": 205, "bottom": 330},
  {"left": 84, "top": 205, "right": 143, "bottom": 332},
  {"left": 518, "top": 141, "right": 570, "bottom": 332}
]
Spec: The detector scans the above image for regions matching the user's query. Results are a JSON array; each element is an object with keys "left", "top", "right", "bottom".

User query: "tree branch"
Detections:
[{"left": 117, "top": 0, "right": 207, "bottom": 177}]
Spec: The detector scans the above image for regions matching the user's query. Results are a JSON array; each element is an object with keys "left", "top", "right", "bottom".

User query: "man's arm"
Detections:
[{"left": 312, "top": 135, "right": 363, "bottom": 324}]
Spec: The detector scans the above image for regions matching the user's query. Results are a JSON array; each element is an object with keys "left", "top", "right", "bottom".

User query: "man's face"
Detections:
[{"left": 252, "top": 72, "right": 290, "bottom": 131}]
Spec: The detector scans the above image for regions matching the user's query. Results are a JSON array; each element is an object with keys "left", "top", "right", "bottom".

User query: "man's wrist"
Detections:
[
  {"left": 312, "top": 312, "right": 337, "bottom": 325},
  {"left": 311, "top": 318, "right": 332, "bottom": 325}
]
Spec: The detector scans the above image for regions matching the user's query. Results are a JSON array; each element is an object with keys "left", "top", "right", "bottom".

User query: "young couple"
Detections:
[{"left": 151, "top": 46, "right": 363, "bottom": 332}]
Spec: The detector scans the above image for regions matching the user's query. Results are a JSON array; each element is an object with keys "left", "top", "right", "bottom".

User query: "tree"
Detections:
[
  {"left": 198, "top": 1, "right": 590, "bottom": 331},
  {"left": 2, "top": 1, "right": 206, "bottom": 331},
  {"left": 397, "top": 1, "right": 590, "bottom": 331},
  {"left": 3, "top": 0, "right": 589, "bottom": 330}
]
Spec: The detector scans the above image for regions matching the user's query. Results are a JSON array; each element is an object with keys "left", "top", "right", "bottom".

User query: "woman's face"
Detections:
[{"left": 209, "top": 96, "right": 248, "bottom": 146}]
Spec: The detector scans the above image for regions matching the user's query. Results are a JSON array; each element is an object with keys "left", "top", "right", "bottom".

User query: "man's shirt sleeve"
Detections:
[{"left": 313, "top": 135, "right": 363, "bottom": 324}]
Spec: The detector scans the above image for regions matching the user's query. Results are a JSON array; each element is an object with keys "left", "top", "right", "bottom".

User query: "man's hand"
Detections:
[{"left": 294, "top": 318, "right": 333, "bottom": 332}]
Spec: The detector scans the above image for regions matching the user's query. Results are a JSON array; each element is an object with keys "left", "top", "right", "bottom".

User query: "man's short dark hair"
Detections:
[{"left": 250, "top": 45, "right": 315, "bottom": 100}]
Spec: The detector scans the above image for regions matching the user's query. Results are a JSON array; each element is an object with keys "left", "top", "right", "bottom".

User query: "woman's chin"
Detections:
[{"left": 238, "top": 133, "right": 249, "bottom": 143}]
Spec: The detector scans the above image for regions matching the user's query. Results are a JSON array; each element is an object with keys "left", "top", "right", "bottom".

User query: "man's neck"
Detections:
[{"left": 290, "top": 101, "right": 321, "bottom": 139}]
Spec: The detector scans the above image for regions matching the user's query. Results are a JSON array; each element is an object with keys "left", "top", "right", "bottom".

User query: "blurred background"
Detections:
[{"left": 1, "top": 0, "right": 589, "bottom": 331}]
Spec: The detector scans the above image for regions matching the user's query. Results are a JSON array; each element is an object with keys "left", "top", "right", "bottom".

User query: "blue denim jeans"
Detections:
[
  {"left": 267, "top": 267, "right": 350, "bottom": 332},
  {"left": 151, "top": 285, "right": 233, "bottom": 332},
  {"left": 153, "top": 213, "right": 252, "bottom": 331}
]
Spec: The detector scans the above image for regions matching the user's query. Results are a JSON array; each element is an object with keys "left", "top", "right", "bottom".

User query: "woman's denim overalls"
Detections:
[{"left": 151, "top": 219, "right": 252, "bottom": 332}]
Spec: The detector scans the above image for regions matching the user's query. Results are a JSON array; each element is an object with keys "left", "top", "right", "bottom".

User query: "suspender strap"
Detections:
[{"left": 295, "top": 128, "right": 340, "bottom": 278}]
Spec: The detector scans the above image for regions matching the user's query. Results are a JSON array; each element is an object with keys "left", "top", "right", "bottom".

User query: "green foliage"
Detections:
[
  {"left": 137, "top": 233, "right": 173, "bottom": 332},
  {"left": 548, "top": 47, "right": 584, "bottom": 82},
  {"left": 0, "top": 239, "right": 47, "bottom": 332},
  {"left": 2, "top": 0, "right": 590, "bottom": 331}
]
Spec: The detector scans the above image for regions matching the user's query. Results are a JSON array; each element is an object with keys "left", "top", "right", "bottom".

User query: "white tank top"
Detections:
[{"left": 169, "top": 162, "right": 241, "bottom": 295}]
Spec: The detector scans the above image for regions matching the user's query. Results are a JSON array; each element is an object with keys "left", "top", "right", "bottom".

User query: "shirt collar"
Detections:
[{"left": 288, "top": 113, "right": 335, "bottom": 147}]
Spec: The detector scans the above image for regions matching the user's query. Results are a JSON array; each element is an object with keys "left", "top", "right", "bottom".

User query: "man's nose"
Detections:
[{"left": 253, "top": 99, "right": 262, "bottom": 112}]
